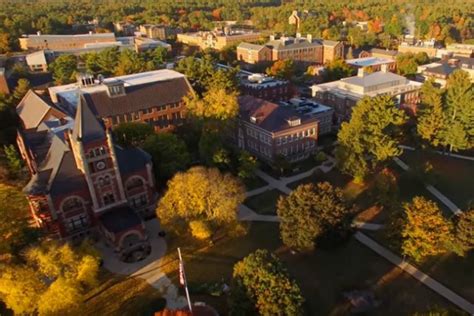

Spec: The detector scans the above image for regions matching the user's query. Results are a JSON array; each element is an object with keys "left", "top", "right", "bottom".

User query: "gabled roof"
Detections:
[
  {"left": 424, "top": 63, "right": 457, "bottom": 76},
  {"left": 267, "top": 38, "right": 322, "bottom": 51},
  {"left": 72, "top": 94, "right": 106, "bottom": 142},
  {"left": 116, "top": 146, "right": 151, "bottom": 175},
  {"left": 16, "top": 90, "right": 56, "bottom": 129}
]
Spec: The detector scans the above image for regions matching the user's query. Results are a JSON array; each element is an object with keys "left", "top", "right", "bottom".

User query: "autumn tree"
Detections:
[
  {"left": 277, "top": 182, "right": 353, "bottom": 251},
  {"left": 156, "top": 166, "right": 245, "bottom": 235},
  {"left": 416, "top": 79, "right": 445, "bottom": 146},
  {"left": 49, "top": 54, "right": 78, "bottom": 84},
  {"left": 0, "top": 241, "right": 100, "bottom": 315},
  {"left": 266, "top": 59, "right": 294, "bottom": 80},
  {"left": 115, "top": 49, "right": 148, "bottom": 76},
  {"left": 454, "top": 209, "right": 474, "bottom": 255},
  {"left": 336, "top": 96, "right": 407, "bottom": 182},
  {"left": 401, "top": 197, "right": 453, "bottom": 262},
  {"left": 230, "top": 249, "right": 304, "bottom": 315},
  {"left": 143, "top": 133, "right": 191, "bottom": 181},
  {"left": 323, "top": 59, "right": 355, "bottom": 82},
  {"left": 184, "top": 87, "right": 239, "bottom": 121},
  {"left": 113, "top": 122, "right": 154, "bottom": 147}
]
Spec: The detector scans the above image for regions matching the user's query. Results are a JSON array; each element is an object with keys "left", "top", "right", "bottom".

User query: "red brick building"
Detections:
[
  {"left": 17, "top": 94, "right": 157, "bottom": 259},
  {"left": 236, "top": 95, "right": 319, "bottom": 163},
  {"left": 48, "top": 69, "right": 193, "bottom": 133},
  {"left": 239, "top": 73, "right": 295, "bottom": 102}
]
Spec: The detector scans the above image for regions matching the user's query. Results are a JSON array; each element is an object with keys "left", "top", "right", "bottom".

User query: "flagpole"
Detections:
[{"left": 177, "top": 247, "right": 193, "bottom": 313}]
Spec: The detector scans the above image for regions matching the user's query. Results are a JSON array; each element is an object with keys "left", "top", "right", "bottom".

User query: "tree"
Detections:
[
  {"left": 401, "top": 197, "right": 453, "bottom": 262},
  {"left": 0, "top": 241, "right": 99, "bottom": 315},
  {"left": 230, "top": 249, "right": 304, "bottom": 315},
  {"left": 113, "top": 122, "right": 154, "bottom": 147},
  {"left": 277, "top": 182, "right": 353, "bottom": 251},
  {"left": 115, "top": 49, "right": 147, "bottom": 76},
  {"left": 323, "top": 58, "right": 355, "bottom": 82},
  {"left": 454, "top": 209, "right": 474, "bottom": 255},
  {"left": 416, "top": 79, "right": 445, "bottom": 146},
  {"left": 12, "top": 78, "right": 31, "bottom": 103},
  {"left": 336, "top": 96, "right": 407, "bottom": 182},
  {"left": 266, "top": 59, "right": 294, "bottom": 80},
  {"left": 184, "top": 87, "right": 239, "bottom": 121},
  {"left": 441, "top": 70, "right": 474, "bottom": 151},
  {"left": 237, "top": 151, "right": 259, "bottom": 179},
  {"left": 396, "top": 53, "right": 419, "bottom": 77},
  {"left": 143, "top": 133, "right": 191, "bottom": 181},
  {"left": 145, "top": 46, "right": 168, "bottom": 69},
  {"left": 49, "top": 54, "right": 78, "bottom": 84},
  {"left": 3, "top": 144, "right": 23, "bottom": 178},
  {"left": 157, "top": 166, "right": 245, "bottom": 232}
]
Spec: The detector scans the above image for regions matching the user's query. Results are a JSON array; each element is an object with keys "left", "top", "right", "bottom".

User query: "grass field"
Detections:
[{"left": 244, "top": 189, "right": 285, "bottom": 215}]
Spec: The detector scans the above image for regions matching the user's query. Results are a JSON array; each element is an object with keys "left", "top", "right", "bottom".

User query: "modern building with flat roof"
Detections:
[
  {"left": 311, "top": 66, "right": 422, "bottom": 123},
  {"left": 239, "top": 73, "right": 294, "bottom": 101},
  {"left": 345, "top": 56, "right": 396, "bottom": 72},
  {"left": 19, "top": 32, "right": 117, "bottom": 51}
]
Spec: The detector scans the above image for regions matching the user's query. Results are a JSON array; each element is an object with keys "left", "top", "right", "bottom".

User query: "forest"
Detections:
[{"left": 0, "top": 0, "right": 473, "bottom": 53}]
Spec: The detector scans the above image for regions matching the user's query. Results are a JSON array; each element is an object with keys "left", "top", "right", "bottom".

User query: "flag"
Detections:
[{"left": 179, "top": 260, "right": 185, "bottom": 286}]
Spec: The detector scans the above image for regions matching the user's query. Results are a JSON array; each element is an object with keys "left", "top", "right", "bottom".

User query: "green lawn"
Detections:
[
  {"left": 244, "top": 189, "right": 285, "bottom": 215},
  {"left": 400, "top": 150, "right": 474, "bottom": 210},
  {"left": 243, "top": 176, "right": 267, "bottom": 191}
]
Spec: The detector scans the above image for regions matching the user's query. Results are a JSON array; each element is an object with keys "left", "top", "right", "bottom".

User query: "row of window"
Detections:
[
  {"left": 246, "top": 128, "right": 272, "bottom": 145},
  {"left": 86, "top": 146, "right": 107, "bottom": 159},
  {"left": 247, "top": 140, "right": 272, "bottom": 158},
  {"left": 276, "top": 128, "right": 316, "bottom": 145},
  {"left": 278, "top": 140, "right": 315, "bottom": 156},
  {"left": 110, "top": 104, "right": 181, "bottom": 125}
]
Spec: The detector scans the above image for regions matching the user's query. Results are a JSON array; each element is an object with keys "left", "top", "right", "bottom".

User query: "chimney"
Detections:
[
  {"left": 269, "top": 35, "right": 275, "bottom": 41},
  {"left": 89, "top": 31, "right": 93, "bottom": 35},
  {"left": 307, "top": 34, "right": 312, "bottom": 43},
  {"left": 357, "top": 68, "right": 366, "bottom": 77},
  {"left": 296, "top": 32, "right": 301, "bottom": 39},
  {"left": 380, "top": 64, "right": 389, "bottom": 73},
  {"left": 37, "top": 31, "right": 41, "bottom": 36}
]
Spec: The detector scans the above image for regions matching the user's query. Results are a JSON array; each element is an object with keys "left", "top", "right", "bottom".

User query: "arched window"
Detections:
[
  {"left": 62, "top": 197, "right": 85, "bottom": 213},
  {"left": 126, "top": 177, "right": 144, "bottom": 192}
]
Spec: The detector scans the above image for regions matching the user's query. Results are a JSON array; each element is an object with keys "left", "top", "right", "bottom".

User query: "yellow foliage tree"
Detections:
[
  {"left": 157, "top": 166, "right": 245, "bottom": 232},
  {"left": 401, "top": 196, "right": 453, "bottom": 262},
  {"left": 183, "top": 87, "right": 239, "bottom": 121}
]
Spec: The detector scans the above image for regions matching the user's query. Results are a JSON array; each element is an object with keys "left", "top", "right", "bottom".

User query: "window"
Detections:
[
  {"left": 65, "top": 214, "right": 88, "bottom": 232},
  {"left": 130, "top": 194, "right": 148, "bottom": 209},
  {"left": 62, "top": 197, "right": 84, "bottom": 213},
  {"left": 126, "top": 177, "right": 144, "bottom": 191},
  {"left": 103, "top": 192, "right": 115, "bottom": 205}
]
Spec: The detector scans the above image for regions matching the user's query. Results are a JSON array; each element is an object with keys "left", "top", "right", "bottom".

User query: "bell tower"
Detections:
[{"left": 69, "top": 95, "right": 126, "bottom": 213}]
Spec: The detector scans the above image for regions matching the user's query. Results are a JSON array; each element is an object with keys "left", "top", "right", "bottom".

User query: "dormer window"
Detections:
[
  {"left": 287, "top": 116, "right": 301, "bottom": 127},
  {"left": 105, "top": 81, "right": 126, "bottom": 97}
]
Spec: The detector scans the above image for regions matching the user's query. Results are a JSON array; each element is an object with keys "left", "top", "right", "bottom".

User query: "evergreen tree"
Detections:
[
  {"left": 401, "top": 197, "right": 453, "bottom": 262},
  {"left": 416, "top": 79, "right": 445, "bottom": 146},
  {"left": 4, "top": 144, "right": 23, "bottom": 178},
  {"left": 12, "top": 78, "right": 31, "bottom": 103}
]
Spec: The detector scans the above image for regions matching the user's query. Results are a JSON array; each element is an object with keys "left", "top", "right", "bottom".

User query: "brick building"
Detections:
[
  {"left": 345, "top": 56, "right": 397, "bottom": 73},
  {"left": 16, "top": 94, "right": 157, "bottom": 258},
  {"left": 311, "top": 66, "right": 422, "bottom": 124},
  {"left": 239, "top": 73, "right": 294, "bottom": 102},
  {"left": 48, "top": 69, "right": 193, "bottom": 133},
  {"left": 235, "top": 95, "right": 319, "bottom": 163},
  {"left": 139, "top": 24, "right": 181, "bottom": 40},
  {"left": 177, "top": 29, "right": 262, "bottom": 51},
  {"left": 237, "top": 34, "right": 343, "bottom": 65},
  {"left": 417, "top": 56, "right": 474, "bottom": 87}
]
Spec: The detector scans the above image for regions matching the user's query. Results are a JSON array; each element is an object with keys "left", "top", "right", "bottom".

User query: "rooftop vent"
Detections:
[{"left": 287, "top": 116, "right": 301, "bottom": 127}]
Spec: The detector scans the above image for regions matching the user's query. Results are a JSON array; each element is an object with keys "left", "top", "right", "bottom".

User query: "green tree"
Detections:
[
  {"left": 396, "top": 53, "right": 418, "bottom": 76},
  {"left": 441, "top": 70, "right": 474, "bottom": 151},
  {"left": 277, "top": 182, "right": 353, "bottom": 251},
  {"left": 416, "top": 79, "right": 445, "bottom": 146},
  {"left": 49, "top": 54, "right": 78, "bottom": 84},
  {"left": 115, "top": 49, "right": 147, "bottom": 75},
  {"left": 143, "top": 133, "right": 191, "bottom": 181},
  {"left": 323, "top": 59, "right": 355, "bottom": 82},
  {"left": 3, "top": 144, "right": 23, "bottom": 178},
  {"left": 454, "top": 209, "right": 474, "bottom": 255},
  {"left": 266, "top": 59, "right": 294, "bottom": 80},
  {"left": 145, "top": 46, "right": 168, "bottom": 69},
  {"left": 12, "top": 78, "right": 31, "bottom": 103},
  {"left": 157, "top": 166, "right": 245, "bottom": 232},
  {"left": 401, "top": 197, "right": 453, "bottom": 262},
  {"left": 113, "top": 122, "right": 154, "bottom": 147},
  {"left": 0, "top": 241, "right": 99, "bottom": 315},
  {"left": 237, "top": 151, "right": 259, "bottom": 179},
  {"left": 230, "top": 249, "right": 304, "bottom": 315},
  {"left": 336, "top": 96, "right": 407, "bottom": 182}
]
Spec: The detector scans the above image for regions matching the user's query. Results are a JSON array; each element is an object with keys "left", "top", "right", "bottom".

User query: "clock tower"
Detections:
[{"left": 69, "top": 95, "right": 126, "bottom": 213}]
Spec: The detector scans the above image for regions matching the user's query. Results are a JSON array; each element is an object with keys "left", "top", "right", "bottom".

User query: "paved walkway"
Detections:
[
  {"left": 238, "top": 204, "right": 280, "bottom": 222},
  {"left": 351, "top": 221, "right": 385, "bottom": 231},
  {"left": 355, "top": 232, "right": 474, "bottom": 315},
  {"left": 400, "top": 145, "right": 474, "bottom": 162},
  {"left": 97, "top": 218, "right": 187, "bottom": 309},
  {"left": 245, "top": 185, "right": 271, "bottom": 198},
  {"left": 392, "top": 157, "right": 462, "bottom": 215}
]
